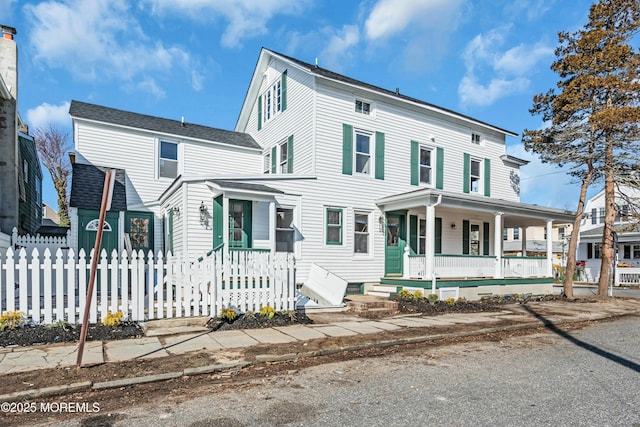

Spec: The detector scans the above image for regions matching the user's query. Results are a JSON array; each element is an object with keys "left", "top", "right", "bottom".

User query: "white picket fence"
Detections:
[
  {"left": 0, "top": 248, "right": 296, "bottom": 325},
  {"left": 11, "top": 227, "right": 69, "bottom": 252}
]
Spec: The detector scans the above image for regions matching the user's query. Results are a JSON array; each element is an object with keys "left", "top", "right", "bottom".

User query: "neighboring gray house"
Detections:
[{"left": 69, "top": 48, "right": 575, "bottom": 300}]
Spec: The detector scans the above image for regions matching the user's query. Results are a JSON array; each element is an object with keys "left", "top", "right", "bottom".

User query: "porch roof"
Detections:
[
  {"left": 375, "top": 188, "right": 575, "bottom": 227},
  {"left": 206, "top": 180, "right": 285, "bottom": 196},
  {"left": 580, "top": 224, "right": 640, "bottom": 242}
]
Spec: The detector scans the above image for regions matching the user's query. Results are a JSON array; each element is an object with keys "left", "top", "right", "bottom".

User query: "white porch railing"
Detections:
[
  {"left": 615, "top": 267, "right": 640, "bottom": 286},
  {"left": 0, "top": 247, "right": 295, "bottom": 325},
  {"left": 435, "top": 255, "right": 496, "bottom": 278},
  {"left": 502, "top": 256, "right": 547, "bottom": 278},
  {"left": 407, "top": 254, "right": 549, "bottom": 279}
]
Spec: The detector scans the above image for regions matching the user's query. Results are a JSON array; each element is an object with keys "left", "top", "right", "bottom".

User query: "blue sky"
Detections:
[{"left": 2, "top": 0, "right": 596, "bottom": 211}]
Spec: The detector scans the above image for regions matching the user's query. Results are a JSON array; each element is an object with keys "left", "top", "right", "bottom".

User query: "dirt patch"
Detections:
[{"left": 207, "top": 311, "right": 314, "bottom": 331}]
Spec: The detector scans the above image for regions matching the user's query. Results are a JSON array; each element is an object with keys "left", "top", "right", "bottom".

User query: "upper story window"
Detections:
[
  {"left": 471, "top": 132, "right": 482, "bottom": 145},
  {"left": 470, "top": 158, "right": 481, "bottom": 193},
  {"left": 159, "top": 140, "right": 178, "bottom": 179},
  {"left": 599, "top": 207, "right": 605, "bottom": 224},
  {"left": 355, "top": 99, "right": 371, "bottom": 115},
  {"left": 263, "top": 152, "right": 271, "bottom": 174},
  {"left": 264, "top": 79, "right": 281, "bottom": 124},
  {"left": 558, "top": 227, "right": 565, "bottom": 240},
  {"left": 355, "top": 131, "right": 372, "bottom": 174},
  {"left": 420, "top": 146, "right": 433, "bottom": 185},
  {"left": 279, "top": 140, "right": 289, "bottom": 173},
  {"left": 616, "top": 204, "right": 630, "bottom": 222},
  {"left": 591, "top": 208, "right": 597, "bottom": 225}
]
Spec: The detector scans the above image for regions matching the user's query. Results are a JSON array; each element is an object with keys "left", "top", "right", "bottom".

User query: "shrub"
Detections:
[
  {"left": 445, "top": 297, "right": 456, "bottom": 305},
  {"left": 47, "top": 320, "right": 74, "bottom": 330},
  {"left": 102, "top": 310, "right": 123, "bottom": 327},
  {"left": 219, "top": 307, "right": 238, "bottom": 322},
  {"left": 282, "top": 310, "right": 297, "bottom": 322},
  {"left": 0, "top": 311, "right": 24, "bottom": 331},
  {"left": 259, "top": 305, "right": 276, "bottom": 319},
  {"left": 412, "top": 290, "right": 424, "bottom": 300},
  {"left": 427, "top": 294, "right": 439, "bottom": 305},
  {"left": 397, "top": 289, "right": 413, "bottom": 298}
]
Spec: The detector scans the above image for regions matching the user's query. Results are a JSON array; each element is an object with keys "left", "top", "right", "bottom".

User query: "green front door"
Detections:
[
  {"left": 77, "top": 209, "right": 120, "bottom": 256},
  {"left": 385, "top": 213, "right": 406, "bottom": 276},
  {"left": 229, "top": 200, "right": 252, "bottom": 249}
]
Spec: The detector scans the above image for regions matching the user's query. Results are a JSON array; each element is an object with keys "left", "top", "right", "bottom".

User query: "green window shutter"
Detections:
[
  {"left": 483, "top": 222, "right": 490, "bottom": 255},
  {"left": 213, "top": 195, "right": 223, "bottom": 250},
  {"left": 342, "top": 124, "right": 353, "bottom": 175},
  {"left": 435, "top": 217, "right": 442, "bottom": 254},
  {"left": 410, "top": 140, "right": 419, "bottom": 185},
  {"left": 287, "top": 135, "right": 294, "bottom": 173},
  {"left": 409, "top": 215, "right": 418, "bottom": 255},
  {"left": 375, "top": 131, "right": 385, "bottom": 180},
  {"left": 463, "top": 153, "right": 470, "bottom": 193},
  {"left": 462, "top": 220, "right": 470, "bottom": 255},
  {"left": 484, "top": 158, "right": 491, "bottom": 197},
  {"left": 258, "top": 95, "right": 262, "bottom": 131},
  {"left": 281, "top": 70, "right": 288, "bottom": 112},
  {"left": 436, "top": 147, "right": 444, "bottom": 190},
  {"left": 168, "top": 209, "right": 174, "bottom": 253},
  {"left": 271, "top": 146, "right": 277, "bottom": 173}
]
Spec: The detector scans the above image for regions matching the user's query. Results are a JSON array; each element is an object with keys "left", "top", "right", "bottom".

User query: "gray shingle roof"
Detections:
[
  {"left": 210, "top": 180, "right": 284, "bottom": 194},
  {"left": 268, "top": 49, "right": 517, "bottom": 137},
  {"left": 70, "top": 163, "right": 127, "bottom": 211},
  {"left": 69, "top": 100, "right": 261, "bottom": 150}
]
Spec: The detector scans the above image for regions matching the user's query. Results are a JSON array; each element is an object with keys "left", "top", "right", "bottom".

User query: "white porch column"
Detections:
[
  {"left": 403, "top": 214, "right": 411, "bottom": 279},
  {"left": 494, "top": 212, "right": 503, "bottom": 278},
  {"left": 268, "top": 200, "right": 276, "bottom": 253},
  {"left": 222, "top": 195, "right": 230, "bottom": 258},
  {"left": 546, "top": 220, "right": 553, "bottom": 277},
  {"left": 521, "top": 227, "right": 527, "bottom": 257},
  {"left": 425, "top": 202, "right": 436, "bottom": 284}
]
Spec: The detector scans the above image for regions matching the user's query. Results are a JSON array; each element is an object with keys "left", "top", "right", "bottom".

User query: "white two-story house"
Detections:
[
  {"left": 578, "top": 185, "right": 640, "bottom": 281},
  {"left": 69, "top": 48, "right": 574, "bottom": 300}
]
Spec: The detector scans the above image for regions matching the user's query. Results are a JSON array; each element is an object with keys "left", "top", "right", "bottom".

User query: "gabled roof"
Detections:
[
  {"left": 236, "top": 48, "right": 518, "bottom": 137},
  {"left": 70, "top": 100, "right": 261, "bottom": 150},
  {"left": 70, "top": 163, "right": 127, "bottom": 211}
]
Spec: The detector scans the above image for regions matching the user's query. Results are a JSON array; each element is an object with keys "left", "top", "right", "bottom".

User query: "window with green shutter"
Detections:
[
  {"left": 409, "top": 215, "right": 418, "bottom": 255},
  {"left": 435, "top": 217, "right": 442, "bottom": 254},
  {"left": 326, "top": 208, "right": 343, "bottom": 245},
  {"left": 484, "top": 158, "right": 491, "bottom": 197},
  {"left": 375, "top": 131, "right": 385, "bottom": 180},
  {"left": 259, "top": 70, "right": 286, "bottom": 128},
  {"left": 483, "top": 222, "right": 490, "bottom": 255},
  {"left": 462, "top": 220, "right": 470, "bottom": 254},
  {"left": 342, "top": 124, "right": 353, "bottom": 175},
  {"left": 413, "top": 142, "right": 443, "bottom": 188}
]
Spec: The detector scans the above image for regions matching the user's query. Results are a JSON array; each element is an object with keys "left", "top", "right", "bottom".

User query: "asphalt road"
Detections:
[{"left": 61, "top": 315, "right": 640, "bottom": 427}]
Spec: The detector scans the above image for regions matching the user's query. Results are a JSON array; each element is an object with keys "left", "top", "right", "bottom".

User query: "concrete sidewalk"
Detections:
[{"left": 1, "top": 298, "right": 638, "bottom": 376}]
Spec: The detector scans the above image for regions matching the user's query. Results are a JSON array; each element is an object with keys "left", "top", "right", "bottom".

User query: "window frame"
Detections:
[
  {"left": 263, "top": 151, "right": 271, "bottom": 174},
  {"left": 599, "top": 207, "right": 605, "bottom": 224},
  {"left": 419, "top": 145, "right": 433, "bottom": 185},
  {"left": 354, "top": 130, "right": 373, "bottom": 175},
  {"left": 262, "top": 76, "right": 283, "bottom": 126},
  {"left": 513, "top": 227, "right": 520, "bottom": 240},
  {"left": 275, "top": 207, "right": 295, "bottom": 253},
  {"left": 325, "top": 207, "right": 343, "bottom": 245},
  {"left": 469, "top": 157, "right": 481, "bottom": 193},
  {"left": 355, "top": 99, "right": 372, "bottom": 115},
  {"left": 419, "top": 218, "right": 427, "bottom": 255},
  {"left": 471, "top": 132, "right": 482, "bottom": 145},
  {"left": 353, "top": 211, "right": 370, "bottom": 254},
  {"left": 159, "top": 140, "right": 179, "bottom": 179},
  {"left": 279, "top": 140, "right": 289, "bottom": 173},
  {"left": 503, "top": 228, "right": 508, "bottom": 241}
]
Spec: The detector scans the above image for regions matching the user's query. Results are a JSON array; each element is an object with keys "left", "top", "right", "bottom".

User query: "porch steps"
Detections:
[{"left": 345, "top": 295, "right": 399, "bottom": 319}]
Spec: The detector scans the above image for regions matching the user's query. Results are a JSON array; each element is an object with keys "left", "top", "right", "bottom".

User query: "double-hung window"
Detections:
[
  {"left": 470, "top": 158, "right": 481, "bottom": 193},
  {"left": 263, "top": 152, "right": 271, "bottom": 174},
  {"left": 419, "top": 219, "right": 427, "bottom": 254},
  {"left": 634, "top": 245, "right": 640, "bottom": 259},
  {"left": 159, "top": 141, "right": 178, "bottom": 179},
  {"left": 513, "top": 228, "right": 520, "bottom": 240},
  {"left": 279, "top": 140, "right": 288, "bottom": 173},
  {"left": 503, "top": 228, "right": 508, "bottom": 240},
  {"left": 262, "top": 78, "right": 282, "bottom": 125},
  {"left": 276, "top": 208, "right": 294, "bottom": 252},
  {"left": 471, "top": 132, "right": 481, "bottom": 145},
  {"left": 420, "top": 146, "right": 432, "bottom": 185},
  {"left": 354, "top": 212, "right": 369, "bottom": 254},
  {"left": 599, "top": 208, "right": 605, "bottom": 224},
  {"left": 355, "top": 131, "right": 371, "bottom": 174},
  {"left": 326, "top": 208, "right": 343, "bottom": 245}
]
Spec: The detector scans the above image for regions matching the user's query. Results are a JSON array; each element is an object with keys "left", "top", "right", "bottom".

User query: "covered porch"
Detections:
[{"left": 376, "top": 189, "right": 575, "bottom": 286}]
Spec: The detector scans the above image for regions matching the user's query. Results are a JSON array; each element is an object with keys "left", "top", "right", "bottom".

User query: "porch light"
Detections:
[
  {"left": 199, "top": 201, "right": 208, "bottom": 224},
  {"left": 378, "top": 215, "right": 385, "bottom": 233},
  {"left": 451, "top": 222, "right": 456, "bottom": 229}
]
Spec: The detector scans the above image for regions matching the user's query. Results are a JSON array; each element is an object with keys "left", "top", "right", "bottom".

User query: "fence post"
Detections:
[
  {"left": 30, "top": 248, "right": 41, "bottom": 323},
  {"left": 55, "top": 248, "right": 65, "bottom": 322},
  {"left": 67, "top": 248, "right": 76, "bottom": 324},
  {"left": 77, "top": 250, "right": 87, "bottom": 324}
]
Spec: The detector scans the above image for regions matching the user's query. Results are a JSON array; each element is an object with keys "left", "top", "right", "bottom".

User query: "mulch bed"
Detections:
[
  {"left": 206, "top": 311, "right": 314, "bottom": 331},
  {"left": 0, "top": 321, "right": 143, "bottom": 347}
]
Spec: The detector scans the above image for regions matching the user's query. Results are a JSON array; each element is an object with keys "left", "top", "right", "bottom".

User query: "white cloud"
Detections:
[
  {"left": 24, "top": 0, "right": 196, "bottom": 96},
  {"left": 136, "top": 78, "right": 166, "bottom": 99},
  {"left": 142, "top": 0, "right": 310, "bottom": 49},
  {"left": 365, "top": 0, "right": 464, "bottom": 40},
  {"left": 0, "top": 0, "right": 17, "bottom": 19},
  {"left": 458, "top": 27, "right": 553, "bottom": 107},
  {"left": 26, "top": 101, "right": 71, "bottom": 129},
  {"left": 318, "top": 25, "right": 360, "bottom": 71}
]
